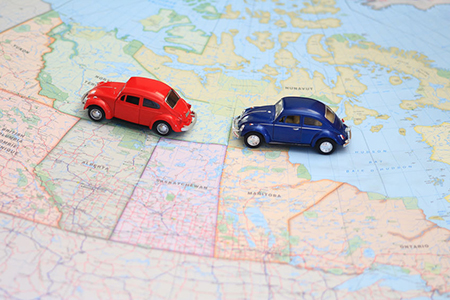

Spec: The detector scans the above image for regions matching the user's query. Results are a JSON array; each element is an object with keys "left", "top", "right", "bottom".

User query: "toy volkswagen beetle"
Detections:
[
  {"left": 81, "top": 77, "right": 196, "bottom": 136},
  {"left": 232, "top": 97, "right": 351, "bottom": 154}
]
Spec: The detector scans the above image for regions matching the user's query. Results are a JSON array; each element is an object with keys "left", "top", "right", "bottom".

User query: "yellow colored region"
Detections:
[
  {"left": 345, "top": 102, "right": 379, "bottom": 125},
  {"left": 334, "top": 66, "right": 368, "bottom": 97},
  {"left": 259, "top": 65, "right": 279, "bottom": 76},
  {"left": 281, "top": 11, "right": 340, "bottom": 29},
  {"left": 165, "top": 33, "right": 248, "bottom": 70},
  {"left": 275, "top": 19, "right": 287, "bottom": 28},
  {"left": 274, "top": 49, "right": 299, "bottom": 68},
  {"left": 278, "top": 32, "right": 301, "bottom": 48},
  {"left": 376, "top": 115, "right": 390, "bottom": 120},
  {"left": 371, "top": 125, "right": 383, "bottom": 132},
  {"left": 445, "top": 195, "right": 450, "bottom": 203},
  {"left": 222, "top": 4, "right": 240, "bottom": 19},
  {"left": 415, "top": 122, "right": 450, "bottom": 165},
  {"left": 246, "top": 31, "right": 274, "bottom": 52},
  {"left": 308, "top": 34, "right": 450, "bottom": 111},
  {"left": 246, "top": 8, "right": 271, "bottom": 24},
  {"left": 405, "top": 117, "right": 413, "bottom": 121},
  {"left": 390, "top": 75, "right": 403, "bottom": 85},
  {"left": 301, "top": 0, "right": 340, "bottom": 14},
  {"left": 399, "top": 128, "right": 406, "bottom": 136},
  {"left": 134, "top": 44, "right": 367, "bottom": 108}
]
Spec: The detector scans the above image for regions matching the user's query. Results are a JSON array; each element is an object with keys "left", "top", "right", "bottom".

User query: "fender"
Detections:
[
  {"left": 84, "top": 98, "right": 113, "bottom": 119},
  {"left": 311, "top": 130, "right": 342, "bottom": 147},
  {"left": 149, "top": 115, "right": 182, "bottom": 132},
  {"left": 241, "top": 124, "right": 273, "bottom": 143}
]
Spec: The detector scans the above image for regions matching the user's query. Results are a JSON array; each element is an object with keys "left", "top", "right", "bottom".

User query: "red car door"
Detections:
[
  {"left": 139, "top": 98, "right": 163, "bottom": 126},
  {"left": 115, "top": 95, "right": 141, "bottom": 123}
]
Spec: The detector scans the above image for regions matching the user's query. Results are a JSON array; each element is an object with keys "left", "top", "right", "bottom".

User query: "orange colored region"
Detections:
[
  {"left": 289, "top": 183, "right": 450, "bottom": 294},
  {"left": 0, "top": 90, "right": 78, "bottom": 226},
  {"left": 0, "top": 13, "right": 61, "bottom": 106}
]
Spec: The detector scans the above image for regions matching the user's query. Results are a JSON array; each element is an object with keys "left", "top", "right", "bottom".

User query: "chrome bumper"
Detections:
[
  {"left": 343, "top": 127, "right": 351, "bottom": 147},
  {"left": 232, "top": 115, "right": 242, "bottom": 138},
  {"left": 181, "top": 111, "right": 197, "bottom": 132}
]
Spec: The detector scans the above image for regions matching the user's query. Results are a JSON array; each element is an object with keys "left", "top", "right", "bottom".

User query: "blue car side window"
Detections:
[
  {"left": 304, "top": 117, "right": 322, "bottom": 127},
  {"left": 285, "top": 116, "right": 300, "bottom": 124}
]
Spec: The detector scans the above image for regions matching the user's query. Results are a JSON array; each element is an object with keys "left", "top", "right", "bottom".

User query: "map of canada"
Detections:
[{"left": 0, "top": 0, "right": 449, "bottom": 298}]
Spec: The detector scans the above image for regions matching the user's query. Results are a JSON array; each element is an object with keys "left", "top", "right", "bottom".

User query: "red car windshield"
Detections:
[{"left": 165, "top": 90, "right": 180, "bottom": 108}]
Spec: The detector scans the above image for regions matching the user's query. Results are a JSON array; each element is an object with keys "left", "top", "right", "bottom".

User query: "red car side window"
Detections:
[{"left": 126, "top": 96, "right": 140, "bottom": 105}]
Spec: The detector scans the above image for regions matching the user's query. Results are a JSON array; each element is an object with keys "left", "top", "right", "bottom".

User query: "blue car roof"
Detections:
[{"left": 282, "top": 97, "right": 326, "bottom": 117}]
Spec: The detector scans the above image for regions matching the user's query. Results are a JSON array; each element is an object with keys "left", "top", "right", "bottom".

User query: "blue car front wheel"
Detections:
[{"left": 244, "top": 132, "right": 263, "bottom": 148}]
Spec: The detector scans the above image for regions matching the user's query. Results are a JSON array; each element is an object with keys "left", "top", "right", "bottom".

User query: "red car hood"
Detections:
[{"left": 88, "top": 81, "right": 125, "bottom": 100}]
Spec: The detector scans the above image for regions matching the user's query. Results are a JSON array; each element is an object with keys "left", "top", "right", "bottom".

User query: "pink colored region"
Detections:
[
  {"left": 0, "top": 91, "right": 78, "bottom": 225},
  {"left": 112, "top": 139, "right": 226, "bottom": 256}
]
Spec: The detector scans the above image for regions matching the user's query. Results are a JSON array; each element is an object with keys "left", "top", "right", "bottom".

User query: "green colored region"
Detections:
[
  {"left": 193, "top": 3, "right": 221, "bottom": 20},
  {"left": 226, "top": 215, "right": 236, "bottom": 224},
  {"left": 13, "top": 107, "right": 40, "bottom": 125},
  {"left": 347, "top": 236, "right": 364, "bottom": 255},
  {"left": 140, "top": 9, "right": 190, "bottom": 32},
  {"left": 344, "top": 34, "right": 366, "bottom": 41},
  {"left": 401, "top": 267, "right": 410, "bottom": 274},
  {"left": 330, "top": 34, "right": 346, "bottom": 43},
  {"left": 17, "top": 169, "right": 28, "bottom": 187},
  {"left": 238, "top": 166, "right": 269, "bottom": 173},
  {"left": 437, "top": 69, "right": 450, "bottom": 79},
  {"left": 166, "top": 25, "right": 209, "bottom": 54},
  {"left": 218, "top": 224, "right": 227, "bottom": 233},
  {"left": 296, "top": 165, "right": 311, "bottom": 180},
  {"left": 265, "top": 151, "right": 280, "bottom": 159},
  {"left": 242, "top": 148, "right": 252, "bottom": 156},
  {"left": 38, "top": 208, "right": 46, "bottom": 214},
  {"left": 281, "top": 230, "right": 299, "bottom": 246},
  {"left": 35, "top": 172, "right": 63, "bottom": 205},
  {"left": 425, "top": 262, "right": 441, "bottom": 275},
  {"left": 221, "top": 235, "right": 238, "bottom": 243},
  {"left": 0, "top": 110, "right": 3, "bottom": 118},
  {"left": 166, "top": 193, "right": 175, "bottom": 201},
  {"left": 123, "top": 40, "right": 143, "bottom": 56},
  {"left": 37, "top": 71, "right": 69, "bottom": 102},
  {"left": 304, "top": 211, "right": 318, "bottom": 219},
  {"left": 13, "top": 24, "right": 30, "bottom": 33},
  {"left": 36, "top": 11, "right": 59, "bottom": 25},
  {"left": 328, "top": 268, "right": 343, "bottom": 275},
  {"left": 112, "top": 126, "right": 146, "bottom": 151},
  {"left": 365, "top": 216, "right": 375, "bottom": 220},
  {"left": 272, "top": 168, "right": 285, "bottom": 173},
  {"left": 12, "top": 108, "right": 25, "bottom": 118},
  {"left": 402, "top": 197, "right": 419, "bottom": 209},
  {"left": 367, "top": 192, "right": 386, "bottom": 200},
  {"left": 358, "top": 43, "right": 369, "bottom": 50}
]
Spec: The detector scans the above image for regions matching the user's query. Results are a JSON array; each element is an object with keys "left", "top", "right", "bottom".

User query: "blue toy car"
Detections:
[{"left": 232, "top": 97, "right": 351, "bottom": 154}]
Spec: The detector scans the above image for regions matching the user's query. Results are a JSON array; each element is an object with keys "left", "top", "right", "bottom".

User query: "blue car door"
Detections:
[
  {"left": 272, "top": 115, "right": 302, "bottom": 143},
  {"left": 301, "top": 116, "right": 323, "bottom": 144}
]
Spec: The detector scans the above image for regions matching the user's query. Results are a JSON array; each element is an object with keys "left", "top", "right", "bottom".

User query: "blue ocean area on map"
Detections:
[{"left": 335, "top": 265, "right": 438, "bottom": 295}]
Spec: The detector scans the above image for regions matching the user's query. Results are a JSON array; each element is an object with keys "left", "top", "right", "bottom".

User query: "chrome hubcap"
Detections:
[
  {"left": 90, "top": 109, "right": 102, "bottom": 120},
  {"left": 320, "top": 141, "right": 333, "bottom": 153},
  {"left": 157, "top": 123, "right": 169, "bottom": 135},
  {"left": 247, "top": 135, "right": 260, "bottom": 147}
]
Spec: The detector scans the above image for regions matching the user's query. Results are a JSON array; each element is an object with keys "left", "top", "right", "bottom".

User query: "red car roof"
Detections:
[{"left": 124, "top": 77, "right": 172, "bottom": 101}]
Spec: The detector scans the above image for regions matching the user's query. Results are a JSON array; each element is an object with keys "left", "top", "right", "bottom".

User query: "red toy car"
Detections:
[{"left": 81, "top": 77, "right": 196, "bottom": 135}]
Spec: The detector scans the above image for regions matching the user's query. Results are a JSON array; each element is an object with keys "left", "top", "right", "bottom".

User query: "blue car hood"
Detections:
[{"left": 239, "top": 105, "right": 275, "bottom": 125}]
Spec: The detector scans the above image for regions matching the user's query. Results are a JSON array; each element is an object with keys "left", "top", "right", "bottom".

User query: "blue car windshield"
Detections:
[{"left": 275, "top": 100, "right": 283, "bottom": 119}]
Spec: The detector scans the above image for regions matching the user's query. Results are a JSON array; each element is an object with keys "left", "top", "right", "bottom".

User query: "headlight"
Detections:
[{"left": 239, "top": 124, "right": 245, "bottom": 131}]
